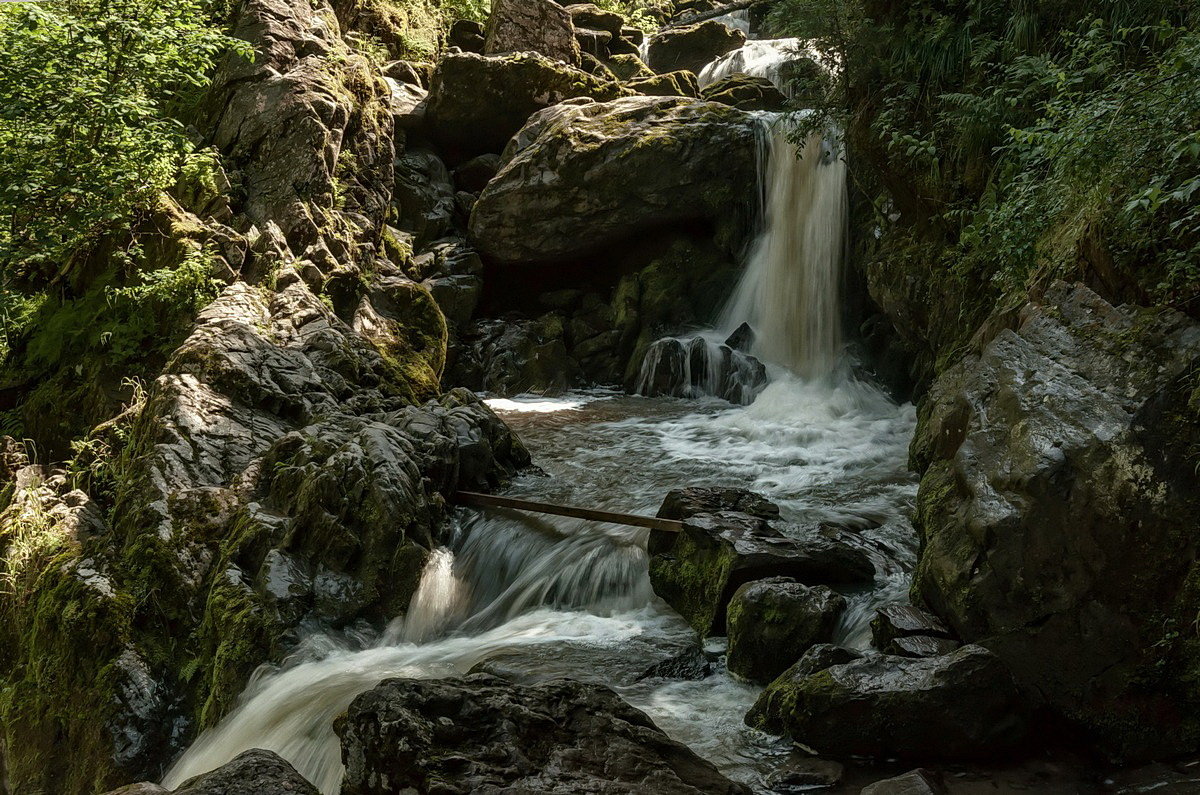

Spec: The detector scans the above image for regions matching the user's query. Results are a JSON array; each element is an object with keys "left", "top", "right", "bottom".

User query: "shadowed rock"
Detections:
[{"left": 726, "top": 578, "right": 846, "bottom": 684}]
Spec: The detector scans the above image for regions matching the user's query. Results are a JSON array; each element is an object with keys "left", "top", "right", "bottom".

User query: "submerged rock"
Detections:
[
  {"left": 470, "top": 96, "right": 758, "bottom": 264},
  {"left": 336, "top": 675, "right": 749, "bottom": 794},
  {"left": 726, "top": 578, "right": 846, "bottom": 684},
  {"left": 911, "top": 283, "right": 1200, "bottom": 758},
  {"left": 648, "top": 489, "right": 874, "bottom": 635},
  {"left": 638, "top": 645, "right": 713, "bottom": 681},
  {"left": 747, "top": 645, "right": 1027, "bottom": 761},
  {"left": 646, "top": 20, "right": 745, "bottom": 75}
]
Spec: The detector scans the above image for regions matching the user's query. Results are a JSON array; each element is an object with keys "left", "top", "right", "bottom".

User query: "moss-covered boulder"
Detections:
[
  {"left": 746, "top": 645, "right": 1028, "bottom": 760},
  {"left": 648, "top": 488, "right": 874, "bottom": 635},
  {"left": 629, "top": 69, "right": 700, "bottom": 97},
  {"left": 726, "top": 578, "right": 846, "bottom": 684},
  {"left": 425, "top": 51, "right": 628, "bottom": 161},
  {"left": 470, "top": 96, "right": 758, "bottom": 265},
  {"left": 606, "top": 52, "right": 655, "bottom": 81},
  {"left": 911, "top": 282, "right": 1200, "bottom": 759},
  {"left": 645, "top": 20, "right": 745, "bottom": 75},
  {"left": 701, "top": 73, "right": 787, "bottom": 111}
]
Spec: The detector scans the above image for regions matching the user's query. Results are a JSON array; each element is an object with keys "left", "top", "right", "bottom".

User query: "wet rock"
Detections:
[
  {"left": 702, "top": 73, "right": 788, "bottom": 111},
  {"left": 336, "top": 674, "right": 750, "bottom": 794},
  {"left": 747, "top": 645, "right": 1027, "bottom": 760},
  {"left": 629, "top": 69, "right": 701, "bottom": 97},
  {"left": 448, "top": 18, "right": 485, "bottom": 53},
  {"left": 657, "top": 486, "right": 780, "bottom": 523},
  {"left": 382, "top": 76, "right": 426, "bottom": 131},
  {"left": 426, "top": 51, "right": 627, "bottom": 160},
  {"left": 638, "top": 646, "right": 713, "bottom": 681},
  {"left": 767, "top": 757, "right": 845, "bottom": 792},
  {"left": 648, "top": 493, "right": 874, "bottom": 635},
  {"left": 169, "top": 749, "right": 318, "bottom": 794},
  {"left": 726, "top": 578, "right": 846, "bottom": 684},
  {"left": 860, "top": 769, "right": 946, "bottom": 795},
  {"left": 424, "top": 273, "right": 482, "bottom": 328},
  {"left": 869, "top": 604, "right": 953, "bottom": 655},
  {"left": 635, "top": 336, "right": 767, "bottom": 404},
  {"left": 646, "top": 20, "right": 745, "bottom": 74},
  {"left": 472, "top": 96, "right": 757, "bottom": 264},
  {"left": 887, "top": 635, "right": 960, "bottom": 658},
  {"left": 724, "top": 322, "right": 755, "bottom": 352},
  {"left": 576, "top": 27, "right": 613, "bottom": 59},
  {"left": 104, "top": 785, "right": 168, "bottom": 795},
  {"left": 911, "top": 283, "right": 1200, "bottom": 758},
  {"left": 484, "top": 0, "right": 581, "bottom": 66}
]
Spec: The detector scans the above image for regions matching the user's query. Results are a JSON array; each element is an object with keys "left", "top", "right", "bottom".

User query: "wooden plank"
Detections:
[{"left": 454, "top": 491, "right": 683, "bottom": 533}]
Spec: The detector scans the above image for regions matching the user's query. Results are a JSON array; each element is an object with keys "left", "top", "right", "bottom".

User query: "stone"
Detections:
[
  {"left": 702, "top": 73, "right": 788, "bottom": 111},
  {"left": 724, "top": 321, "right": 755, "bottom": 352},
  {"left": 887, "top": 635, "right": 960, "bottom": 658},
  {"left": 382, "top": 76, "right": 426, "bottom": 131},
  {"left": 635, "top": 336, "right": 767, "bottom": 405},
  {"left": 448, "top": 18, "right": 485, "bottom": 52},
  {"left": 566, "top": 3, "right": 625, "bottom": 37},
  {"left": 426, "top": 51, "right": 627, "bottom": 160},
  {"left": 575, "top": 27, "right": 613, "bottom": 59},
  {"left": 448, "top": 315, "right": 581, "bottom": 396},
  {"left": 484, "top": 0, "right": 581, "bottom": 65},
  {"left": 859, "top": 769, "right": 946, "bottom": 795},
  {"left": 869, "top": 603, "right": 952, "bottom": 651},
  {"left": 646, "top": 20, "right": 745, "bottom": 74},
  {"left": 606, "top": 52, "right": 655, "bottom": 81},
  {"left": 910, "top": 282, "right": 1200, "bottom": 759},
  {"left": 747, "top": 645, "right": 1028, "bottom": 761},
  {"left": 648, "top": 493, "right": 875, "bottom": 635},
  {"left": 630, "top": 69, "right": 701, "bottom": 97},
  {"left": 767, "top": 757, "right": 844, "bottom": 792},
  {"left": 424, "top": 274, "right": 482, "bottom": 328},
  {"left": 393, "top": 147, "right": 455, "bottom": 244},
  {"left": 471, "top": 96, "right": 757, "bottom": 264},
  {"left": 336, "top": 675, "right": 750, "bottom": 794},
  {"left": 726, "top": 578, "right": 846, "bottom": 684},
  {"left": 168, "top": 749, "right": 318, "bottom": 794},
  {"left": 638, "top": 646, "right": 713, "bottom": 681},
  {"left": 657, "top": 486, "right": 780, "bottom": 522}
]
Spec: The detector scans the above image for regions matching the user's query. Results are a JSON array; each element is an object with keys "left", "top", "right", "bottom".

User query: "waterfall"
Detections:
[
  {"left": 698, "top": 38, "right": 817, "bottom": 95},
  {"left": 719, "top": 121, "right": 847, "bottom": 379}
]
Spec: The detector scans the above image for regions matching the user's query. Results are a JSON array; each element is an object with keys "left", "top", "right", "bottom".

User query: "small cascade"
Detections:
[
  {"left": 720, "top": 121, "right": 847, "bottom": 379},
  {"left": 698, "top": 38, "right": 818, "bottom": 94}
]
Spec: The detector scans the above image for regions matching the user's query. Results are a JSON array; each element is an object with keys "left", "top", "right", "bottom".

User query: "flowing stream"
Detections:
[{"left": 163, "top": 23, "right": 919, "bottom": 795}]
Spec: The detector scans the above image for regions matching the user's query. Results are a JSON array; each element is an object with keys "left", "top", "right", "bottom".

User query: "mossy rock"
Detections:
[{"left": 629, "top": 69, "right": 699, "bottom": 98}]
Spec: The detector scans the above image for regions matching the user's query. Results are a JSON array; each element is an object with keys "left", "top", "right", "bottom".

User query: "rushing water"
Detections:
[{"left": 163, "top": 18, "right": 916, "bottom": 795}]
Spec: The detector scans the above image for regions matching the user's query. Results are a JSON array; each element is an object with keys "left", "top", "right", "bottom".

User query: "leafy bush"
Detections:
[{"left": 0, "top": 0, "right": 245, "bottom": 278}]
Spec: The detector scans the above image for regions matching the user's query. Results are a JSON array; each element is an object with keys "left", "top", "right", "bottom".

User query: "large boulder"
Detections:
[
  {"left": 634, "top": 335, "right": 767, "bottom": 405},
  {"left": 645, "top": 20, "right": 745, "bottom": 75},
  {"left": 701, "top": 73, "right": 787, "bottom": 111},
  {"left": 726, "top": 577, "right": 846, "bottom": 684},
  {"left": 336, "top": 675, "right": 749, "bottom": 794},
  {"left": 104, "top": 750, "right": 318, "bottom": 794},
  {"left": 484, "top": 0, "right": 580, "bottom": 65},
  {"left": 425, "top": 51, "right": 627, "bottom": 161},
  {"left": 649, "top": 488, "right": 874, "bottom": 635},
  {"left": 911, "top": 283, "right": 1200, "bottom": 758},
  {"left": 746, "top": 645, "right": 1028, "bottom": 760},
  {"left": 470, "top": 96, "right": 758, "bottom": 264}
]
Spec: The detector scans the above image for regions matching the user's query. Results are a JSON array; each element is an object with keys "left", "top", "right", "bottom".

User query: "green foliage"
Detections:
[
  {"left": 436, "top": 0, "right": 489, "bottom": 24},
  {"left": 769, "top": 0, "right": 1199, "bottom": 348},
  {"left": 0, "top": 0, "right": 246, "bottom": 276}
]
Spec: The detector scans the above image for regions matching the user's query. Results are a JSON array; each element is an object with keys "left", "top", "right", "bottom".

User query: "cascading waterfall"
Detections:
[
  {"left": 720, "top": 121, "right": 847, "bottom": 379},
  {"left": 698, "top": 38, "right": 818, "bottom": 95}
]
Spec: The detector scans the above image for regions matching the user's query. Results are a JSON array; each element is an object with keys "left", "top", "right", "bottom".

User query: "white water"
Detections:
[{"left": 699, "top": 37, "right": 821, "bottom": 94}]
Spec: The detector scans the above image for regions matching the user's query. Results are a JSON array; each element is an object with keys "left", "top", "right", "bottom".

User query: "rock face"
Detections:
[
  {"left": 725, "top": 578, "right": 846, "bottom": 684},
  {"left": 484, "top": 0, "right": 581, "bottom": 66},
  {"left": 336, "top": 674, "right": 749, "bottom": 794},
  {"left": 649, "top": 488, "right": 874, "bottom": 634},
  {"left": 105, "top": 749, "right": 318, "bottom": 794},
  {"left": 646, "top": 21, "right": 746, "bottom": 74},
  {"left": 425, "top": 51, "right": 627, "bottom": 161},
  {"left": 470, "top": 96, "right": 758, "bottom": 265},
  {"left": 747, "top": 645, "right": 1028, "bottom": 760},
  {"left": 910, "top": 282, "right": 1200, "bottom": 758}
]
